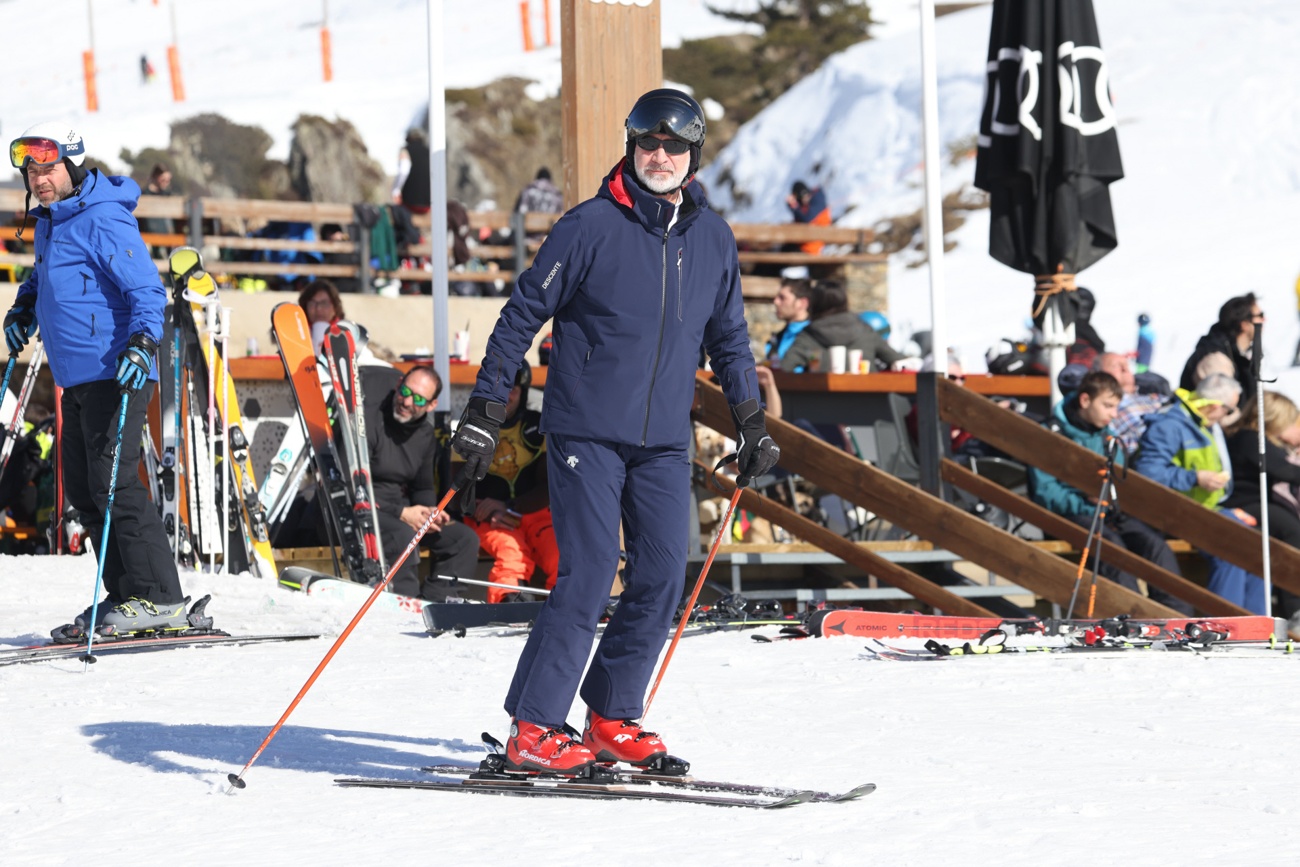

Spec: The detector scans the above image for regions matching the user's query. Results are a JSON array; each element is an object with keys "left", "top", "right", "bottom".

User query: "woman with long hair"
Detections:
[{"left": 1222, "top": 390, "right": 1300, "bottom": 616}]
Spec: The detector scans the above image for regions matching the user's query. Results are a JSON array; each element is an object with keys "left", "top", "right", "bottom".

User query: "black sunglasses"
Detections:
[
  {"left": 399, "top": 383, "right": 432, "bottom": 407},
  {"left": 634, "top": 135, "right": 691, "bottom": 155}
]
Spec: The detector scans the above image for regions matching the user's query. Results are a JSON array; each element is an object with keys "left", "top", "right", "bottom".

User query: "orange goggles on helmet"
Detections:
[{"left": 9, "top": 137, "right": 69, "bottom": 168}]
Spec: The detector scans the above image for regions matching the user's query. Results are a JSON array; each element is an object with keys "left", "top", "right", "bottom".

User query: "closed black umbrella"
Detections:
[{"left": 974, "top": 0, "right": 1124, "bottom": 391}]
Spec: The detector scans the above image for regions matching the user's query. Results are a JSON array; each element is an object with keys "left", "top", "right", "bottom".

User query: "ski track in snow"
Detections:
[{"left": 3, "top": 558, "right": 1300, "bottom": 864}]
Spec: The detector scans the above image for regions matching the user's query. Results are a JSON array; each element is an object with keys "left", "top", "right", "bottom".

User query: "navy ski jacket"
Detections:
[
  {"left": 15, "top": 170, "right": 165, "bottom": 389},
  {"left": 472, "top": 161, "right": 758, "bottom": 448}
]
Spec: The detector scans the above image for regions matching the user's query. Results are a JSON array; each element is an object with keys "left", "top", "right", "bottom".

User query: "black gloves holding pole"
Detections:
[
  {"left": 730, "top": 398, "right": 780, "bottom": 486},
  {"left": 451, "top": 396, "right": 508, "bottom": 498}
]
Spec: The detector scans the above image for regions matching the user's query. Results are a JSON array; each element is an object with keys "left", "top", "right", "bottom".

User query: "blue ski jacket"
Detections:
[
  {"left": 15, "top": 170, "right": 165, "bottom": 389},
  {"left": 472, "top": 161, "right": 758, "bottom": 448}
]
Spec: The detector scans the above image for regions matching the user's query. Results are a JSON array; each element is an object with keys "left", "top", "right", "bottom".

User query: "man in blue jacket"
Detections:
[
  {"left": 1028, "top": 371, "right": 1191, "bottom": 613},
  {"left": 452, "top": 89, "right": 779, "bottom": 774},
  {"left": 5, "top": 122, "right": 189, "bottom": 638}
]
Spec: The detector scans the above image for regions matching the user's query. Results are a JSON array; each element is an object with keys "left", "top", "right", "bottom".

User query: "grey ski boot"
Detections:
[{"left": 98, "top": 597, "right": 192, "bottom": 636}]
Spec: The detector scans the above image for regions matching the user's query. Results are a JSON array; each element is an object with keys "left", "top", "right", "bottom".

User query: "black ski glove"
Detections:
[
  {"left": 731, "top": 398, "right": 780, "bottom": 486},
  {"left": 3, "top": 303, "right": 36, "bottom": 356},
  {"left": 115, "top": 332, "right": 158, "bottom": 394},
  {"left": 452, "top": 397, "right": 507, "bottom": 483}
]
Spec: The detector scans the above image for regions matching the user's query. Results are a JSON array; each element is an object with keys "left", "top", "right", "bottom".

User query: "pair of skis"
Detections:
[
  {"left": 271, "top": 305, "right": 383, "bottom": 585},
  {"left": 158, "top": 247, "right": 277, "bottom": 579},
  {"left": 0, "top": 340, "right": 46, "bottom": 482},
  {"left": 336, "top": 733, "right": 876, "bottom": 808}
]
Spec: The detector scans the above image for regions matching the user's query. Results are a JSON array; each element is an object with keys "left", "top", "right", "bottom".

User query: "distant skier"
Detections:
[
  {"left": 452, "top": 89, "right": 779, "bottom": 774},
  {"left": 4, "top": 122, "right": 191, "bottom": 637},
  {"left": 1135, "top": 313, "right": 1154, "bottom": 373}
]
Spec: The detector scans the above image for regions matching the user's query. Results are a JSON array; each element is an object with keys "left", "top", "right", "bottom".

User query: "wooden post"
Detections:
[{"left": 560, "top": 0, "right": 662, "bottom": 209}]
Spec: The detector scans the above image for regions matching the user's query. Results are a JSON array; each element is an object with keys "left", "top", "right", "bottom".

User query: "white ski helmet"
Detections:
[{"left": 11, "top": 120, "right": 88, "bottom": 190}]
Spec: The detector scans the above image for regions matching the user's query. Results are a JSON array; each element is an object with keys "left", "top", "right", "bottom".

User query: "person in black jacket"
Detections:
[
  {"left": 782, "top": 281, "right": 903, "bottom": 373},
  {"left": 1180, "top": 293, "right": 1263, "bottom": 405},
  {"left": 1222, "top": 390, "right": 1300, "bottom": 616},
  {"left": 364, "top": 365, "right": 478, "bottom": 599}
]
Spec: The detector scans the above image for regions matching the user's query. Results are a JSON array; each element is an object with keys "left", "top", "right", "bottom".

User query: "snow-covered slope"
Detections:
[{"left": 4, "top": 561, "right": 1300, "bottom": 864}]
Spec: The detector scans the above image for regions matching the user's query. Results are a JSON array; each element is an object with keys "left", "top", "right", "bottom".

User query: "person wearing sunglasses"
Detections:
[
  {"left": 363, "top": 366, "right": 478, "bottom": 601},
  {"left": 4, "top": 121, "right": 191, "bottom": 639},
  {"left": 451, "top": 88, "right": 779, "bottom": 776},
  {"left": 1179, "top": 292, "right": 1265, "bottom": 408}
]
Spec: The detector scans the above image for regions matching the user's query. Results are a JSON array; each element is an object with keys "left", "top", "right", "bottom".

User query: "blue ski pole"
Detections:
[
  {"left": 0, "top": 355, "right": 17, "bottom": 399},
  {"left": 81, "top": 391, "right": 131, "bottom": 667}
]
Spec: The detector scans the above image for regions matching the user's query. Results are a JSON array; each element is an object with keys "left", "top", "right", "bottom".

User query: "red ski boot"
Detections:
[
  {"left": 505, "top": 719, "right": 597, "bottom": 775},
  {"left": 582, "top": 710, "right": 671, "bottom": 768}
]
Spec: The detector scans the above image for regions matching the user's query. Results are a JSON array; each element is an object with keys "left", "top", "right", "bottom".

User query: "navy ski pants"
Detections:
[
  {"left": 61, "top": 380, "right": 183, "bottom": 605},
  {"left": 504, "top": 434, "right": 690, "bottom": 727}
]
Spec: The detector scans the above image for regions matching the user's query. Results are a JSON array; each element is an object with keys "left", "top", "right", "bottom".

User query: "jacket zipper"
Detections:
[
  {"left": 676, "top": 249, "right": 684, "bottom": 321},
  {"left": 641, "top": 223, "right": 671, "bottom": 446}
]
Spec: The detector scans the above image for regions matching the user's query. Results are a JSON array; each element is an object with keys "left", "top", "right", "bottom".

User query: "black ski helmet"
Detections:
[{"left": 625, "top": 88, "right": 707, "bottom": 181}]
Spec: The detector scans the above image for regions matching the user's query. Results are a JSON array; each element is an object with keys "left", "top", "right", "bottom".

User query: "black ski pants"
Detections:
[
  {"left": 1067, "top": 511, "right": 1192, "bottom": 614},
  {"left": 62, "top": 380, "right": 183, "bottom": 605},
  {"left": 377, "top": 510, "right": 479, "bottom": 599}
]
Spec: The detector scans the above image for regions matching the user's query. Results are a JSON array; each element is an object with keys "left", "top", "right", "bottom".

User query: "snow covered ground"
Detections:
[{"left": 4, "top": 558, "right": 1300, "bottom": 864}]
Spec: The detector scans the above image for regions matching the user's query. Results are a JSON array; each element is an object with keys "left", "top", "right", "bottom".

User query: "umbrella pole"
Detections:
[{"left": 917, "top": 0, "right": 948, "bottom": 374}]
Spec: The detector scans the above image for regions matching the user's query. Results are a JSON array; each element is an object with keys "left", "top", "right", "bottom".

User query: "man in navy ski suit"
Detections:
[
  {"left": 452, "top": 90, "right": 779, "bottom": 774},
  {"left": 5, "top": 122, "right": 187, "bottom": 636}
]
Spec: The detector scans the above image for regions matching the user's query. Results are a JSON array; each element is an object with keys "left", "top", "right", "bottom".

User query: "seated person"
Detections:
[
  {"left": 1221, "top": 391, "right": 1300, "bottom": 616},
  {"left": 785, "top": 181, "right": 831, "bottom": 255},
  {"left": 782, "top": 281, "right": 903, "bottom": 373},
  {"left": 765, "top": 275, "right": 813, "bottom": 368},
  {"left": 1028, "top": 371, "right": 1192, "bottom": 613},
  {"left": 1133, "top": 373, "right": 1259, "bottom": 610},
  {"left": 363, "top": 365, "right": 479, "bottom": 599},
  {"left": 1094, "top": 351, "right": 1168, "bottom": 452},
  {"left": 455, "top": 362, "right": 559, "bottom": 603},
  {"left": 1180, "top": 293, "right": 1263, "bottom": 406}
]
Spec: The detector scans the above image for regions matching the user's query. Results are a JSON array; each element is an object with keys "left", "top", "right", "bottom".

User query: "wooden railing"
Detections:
[
  {"left": 935, "top": 376, "right": 1300, "bottom": 597},
  {"left": 691, "top": 377, "right": 1180, "bottom": 618},
  {"left": 0, "top": 189, "right": 879, "bottom": 300}
]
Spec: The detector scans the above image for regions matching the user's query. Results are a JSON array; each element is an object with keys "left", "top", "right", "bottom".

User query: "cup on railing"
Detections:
[
  {"left": 453, "top": 330, "right": 470, "bottom": 361},
  {"left": 847, "top": 349, "right": 863, "bottom": 374},
  {"left": 828, "top": 345, "right": 847, "bottom": 374}
]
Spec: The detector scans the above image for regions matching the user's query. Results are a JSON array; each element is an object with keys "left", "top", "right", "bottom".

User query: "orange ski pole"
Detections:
[
  {"left": 643, "top": 480, "right": 746, "bottom": 720},
  {"left": 227, "top": 483, "right": 460, "bottom": 791}
]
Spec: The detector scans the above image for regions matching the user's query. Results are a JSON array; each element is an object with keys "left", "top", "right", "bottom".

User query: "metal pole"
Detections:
[
  {"left": 917, "top": 0, "right": 947, "bottom": 373},
  {"left": 1254, "top": 324, "right": 1272, "bottom": 617},
  {"left": 426, "top": 0, "right": 451, "bottom": 415}
]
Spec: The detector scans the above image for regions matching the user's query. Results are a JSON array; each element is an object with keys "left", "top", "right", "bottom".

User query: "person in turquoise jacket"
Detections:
[
  {"left": 1028, "top": 371, "right": 1191, "bottom": 613},
  {"left": 4, "top": 122, "right": 188, "bottom": 638}
]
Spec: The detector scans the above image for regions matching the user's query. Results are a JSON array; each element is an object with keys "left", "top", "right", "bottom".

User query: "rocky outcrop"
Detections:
[{"left": 288, "top": 115, "right": 387, "bottom": 204}]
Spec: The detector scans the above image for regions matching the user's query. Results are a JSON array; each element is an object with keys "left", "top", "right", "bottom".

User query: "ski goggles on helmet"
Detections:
[
  {"left": 399, "top": 383, "right": 432, "bottom": 407},
  {"left": 9, "top": 136, "right": 79, "bottom": 169},
  {"left": 632, "top": 135, "right": 692, "bottom": 155},
  {"left": 625, "top": 95, "right": 705, "bottom": 147}
]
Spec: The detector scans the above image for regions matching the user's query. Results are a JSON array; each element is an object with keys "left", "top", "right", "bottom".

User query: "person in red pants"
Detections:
[{"left": 459, "top": 362, "right": 559, "bottom": 603}]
